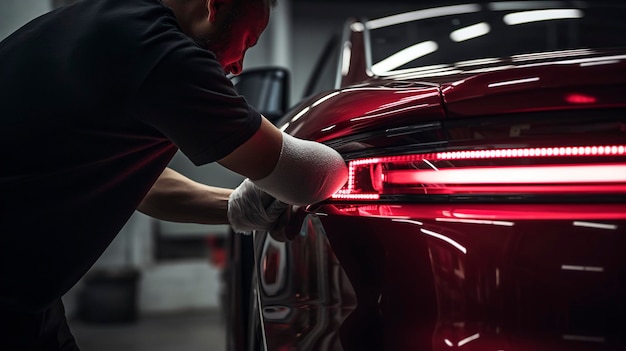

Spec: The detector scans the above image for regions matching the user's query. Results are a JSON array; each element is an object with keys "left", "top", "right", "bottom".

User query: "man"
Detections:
[{"left": 0, "top": 0, "right": 348, "bottom": 349}]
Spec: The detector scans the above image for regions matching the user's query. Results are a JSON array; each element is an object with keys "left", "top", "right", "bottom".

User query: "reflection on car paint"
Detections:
[
  {"left": 258, "top": 215, "right": 357, "bottom": 351},
  {"left": 313, "top": 204, "right": 626, "bottom": 350}
]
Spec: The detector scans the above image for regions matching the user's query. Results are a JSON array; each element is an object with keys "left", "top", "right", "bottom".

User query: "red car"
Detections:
[{"left": 226, "top": 2, "right": 626, "bottom": 350}]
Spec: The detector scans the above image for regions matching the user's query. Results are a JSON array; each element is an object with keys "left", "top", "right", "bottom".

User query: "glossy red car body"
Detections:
[{"left": 228, "top": 2, "right": 626, "bottom": 351}]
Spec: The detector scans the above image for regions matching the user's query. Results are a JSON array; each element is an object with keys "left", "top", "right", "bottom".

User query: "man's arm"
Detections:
[
  {"left": 139, "top": 115, "right": 348, "bottom": 231},
  {"left": 219, "top": 116, "right": 349, "bottom": 205},
  {"left": 217, "top": 116, "right": 283, "bottom": 180},
  {"left": 137, "top": 167, "right": 232, "bottom": 224}
]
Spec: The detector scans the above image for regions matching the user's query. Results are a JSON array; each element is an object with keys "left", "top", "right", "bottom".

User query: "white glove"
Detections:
[{"left": 227, "top": 179, "right": 290, "bottom": 234}]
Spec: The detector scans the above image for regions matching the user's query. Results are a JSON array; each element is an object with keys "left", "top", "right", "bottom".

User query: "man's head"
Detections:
[{"left": 164, "top": 0, "right": 276, "bottom": 75}]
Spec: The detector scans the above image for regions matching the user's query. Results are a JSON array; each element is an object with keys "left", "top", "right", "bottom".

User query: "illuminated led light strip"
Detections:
[
  {"left": 339, "top": 145, "right": 625, "bottom": 165},
  {"left": 387, "top": 164, "right": 626, "bottom": 184},
  {"left": 418, "top": 184, "right": 626, "bottom": 193},
  {"left": 331, "top": 145, "right": 626, "bottom": 200},
  {"left": 438, "top": 145, "right": 626, "bottom": 160},
  {"left": 333, "top": 158, "right": 381, "bottom": 199}
]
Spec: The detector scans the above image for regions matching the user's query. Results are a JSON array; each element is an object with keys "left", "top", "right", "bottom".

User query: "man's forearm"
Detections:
[{"left": 137, "top": 167, "right": 232, "bottom": 224}]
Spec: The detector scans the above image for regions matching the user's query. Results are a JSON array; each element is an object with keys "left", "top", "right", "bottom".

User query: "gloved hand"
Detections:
[{"left": 227, "top": 179, "right": 290, "bottom": 234}]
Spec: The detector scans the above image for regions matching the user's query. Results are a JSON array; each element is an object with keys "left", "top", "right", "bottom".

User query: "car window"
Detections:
[{"left": 367, "top": 1, "right": 626, "bottom": 75}]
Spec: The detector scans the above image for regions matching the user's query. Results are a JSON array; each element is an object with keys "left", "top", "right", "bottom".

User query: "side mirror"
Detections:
[{"left": 231, "top": 67, "right": 290, "bottom": 125}]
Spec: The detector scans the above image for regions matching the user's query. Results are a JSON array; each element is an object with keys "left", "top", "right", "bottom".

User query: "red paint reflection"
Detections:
[{"left": 566, "top": 93, "right": 598, "bottom": 104}]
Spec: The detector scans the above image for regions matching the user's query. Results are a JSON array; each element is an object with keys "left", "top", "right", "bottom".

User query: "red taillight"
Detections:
[{"left": 331, "top": 145, "right": 626, "bottom": 200}]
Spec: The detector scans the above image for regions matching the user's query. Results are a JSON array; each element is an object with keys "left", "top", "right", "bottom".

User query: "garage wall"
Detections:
[
  {"left": 289, "top": 1, "right": 416, "bottom": 104},
  {"left": 0, "top": 0, "right": 51, "bottom": 40}
]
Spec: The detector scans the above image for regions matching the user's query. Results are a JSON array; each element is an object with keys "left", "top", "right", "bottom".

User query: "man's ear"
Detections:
[{"left": 207, "top": 0, "right": 229, "bottom": 23}]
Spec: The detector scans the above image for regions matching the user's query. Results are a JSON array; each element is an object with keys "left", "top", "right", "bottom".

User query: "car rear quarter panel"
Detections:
[{"left": 258, "top": 204, "right": 626, "bottom": 350}]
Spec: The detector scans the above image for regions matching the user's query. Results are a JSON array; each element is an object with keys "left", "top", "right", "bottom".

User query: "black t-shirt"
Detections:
[{"left": 0, "top": 0, "right": 261, "bottom": 312}]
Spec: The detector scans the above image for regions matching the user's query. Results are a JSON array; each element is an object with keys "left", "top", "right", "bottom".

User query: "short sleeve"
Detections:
[{"left": 133, "top": 44, "right": 262, "bottom": 166}]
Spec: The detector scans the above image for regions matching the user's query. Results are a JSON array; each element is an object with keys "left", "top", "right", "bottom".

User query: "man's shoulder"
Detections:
[{"left": 84, "top": 0, "right": 179, "bottom": 39}]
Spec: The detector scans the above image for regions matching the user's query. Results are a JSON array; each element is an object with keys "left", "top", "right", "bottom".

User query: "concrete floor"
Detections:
[{"left": 69, "top": 309, "right": 225, "bottom": 351}]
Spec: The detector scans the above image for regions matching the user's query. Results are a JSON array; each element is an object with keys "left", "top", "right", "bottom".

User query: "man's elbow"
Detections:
[{"left": 252, "top": 133, "right": 348, "bottom": 206}]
